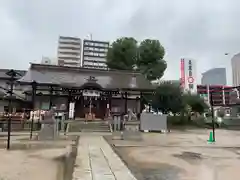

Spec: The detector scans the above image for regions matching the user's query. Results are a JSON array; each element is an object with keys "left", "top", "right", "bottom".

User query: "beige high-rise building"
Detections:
[
  {"left": 57, "top": 36, "right": 81, "bottom": 67},
  {"left": 231, "top": 53, "right": 240, "bottom": 86}
]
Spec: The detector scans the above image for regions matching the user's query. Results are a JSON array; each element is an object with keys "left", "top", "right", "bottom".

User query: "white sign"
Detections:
[
  {"left": 83, "top": 90, "right": 100, "bottom": 97},
  {"left": 188, "top": 60, "right": 194, "bottom": 87},
  {"left": 69, "top": 102, "right": 75, "bottom": 119},
  {"left": 181, "top": 58, "right": 197, "bottom": 93}
]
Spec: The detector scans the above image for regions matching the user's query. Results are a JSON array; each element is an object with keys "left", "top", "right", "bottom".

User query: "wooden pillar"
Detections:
[
  {"left": 136, "top": 96, "right": 140, "bottom": 114},
  {"left": 38, "top": 92, "right": 43, "bottom": 110},
  {"left": 49, "top": 86, "right": 53, "bottom": 110},
  {"left": 32, "top": 82, "right": 37, "bottom": 110},
  {"left": 136, "top": 96, "right": 141, "bottom": 120},
  {"left": 30, "top": 81, "right": 37, "bottom": 139},
  {"left": 140, "top": 92, "right": 143, "bottom": 112},
  {"left": 124, "top": 92, "right": 128, "bottom": 114},
  {"left": 67, "top": 90, "right": 71, "bottom": 113},
  {"left": 108, "top": 94, "right": 112, "bottom": 111},
  {"left": 80, "top": 94, "right": 84, "bottom": 118}
]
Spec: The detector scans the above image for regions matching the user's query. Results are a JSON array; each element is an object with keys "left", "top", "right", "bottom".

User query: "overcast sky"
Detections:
[{"left": 0, "top": 0, "right": 240, "bottom": 84}]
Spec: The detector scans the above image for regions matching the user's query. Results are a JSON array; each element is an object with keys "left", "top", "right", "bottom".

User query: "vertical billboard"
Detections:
[
  {"left": 180, "top": 58, "right": 197, "bottom": 93},
  {"left": 180, "top": 59, "right": 185, "bottom": 88}
]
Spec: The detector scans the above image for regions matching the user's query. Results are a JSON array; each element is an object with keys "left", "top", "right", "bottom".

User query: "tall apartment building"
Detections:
[
  {"left": 82, "top": 39, "right": 109, "bottom": 69},
  {"left": 232, "top": 53, "right": 240, "bottom": 86},
  {"left": 57, "top": 36, "right": 81, "bottom": 67},
  {"left": 201, "top": 68, "right": 227, "bottom": 85}
]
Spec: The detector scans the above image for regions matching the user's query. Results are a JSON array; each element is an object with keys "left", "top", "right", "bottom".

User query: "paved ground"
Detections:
[
  {"left": 72, "top": 135, "right": 137, "bottom": 180},
  {"left": 108, "top": 129, "right": 240, "bottom": 180},
  {"left": 2, "top": 129, "right": 240, "bottom": 180}
]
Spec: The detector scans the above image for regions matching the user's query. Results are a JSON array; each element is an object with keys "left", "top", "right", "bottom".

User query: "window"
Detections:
[{"left": 93, "top": 52, "right": 99, "bottom": 56}]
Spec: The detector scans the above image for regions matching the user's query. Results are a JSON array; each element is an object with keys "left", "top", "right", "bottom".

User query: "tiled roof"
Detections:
[
  {"left": 19, "top": 64, "right": 154, "bottom": 91},
  {"left": 0, "top": 69, "right": 26, "bottom": 79}
]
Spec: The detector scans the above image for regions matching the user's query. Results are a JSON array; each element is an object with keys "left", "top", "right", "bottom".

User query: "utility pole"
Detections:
[
  {"left": 6, "top": 69, "right": 17, "bottom": 150},
  {"left": 210, "top": 91, "right": 215, "bottom": 142}
]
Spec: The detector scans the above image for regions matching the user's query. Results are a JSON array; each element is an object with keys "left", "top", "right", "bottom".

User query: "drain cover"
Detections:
[{"left": 174, "top": 151, "right": 202, "bottom": 160}]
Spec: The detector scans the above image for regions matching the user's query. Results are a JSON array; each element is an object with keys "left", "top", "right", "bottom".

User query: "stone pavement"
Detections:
[{"left": 72, "top": 135, "right": 137, "bottom": 180}]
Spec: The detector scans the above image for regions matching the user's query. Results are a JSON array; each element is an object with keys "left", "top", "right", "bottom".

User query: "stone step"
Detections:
[
  {"left": 80, "top": 129, "right": 110, "bottom": 132},
  {"left": 68, "top": 121, "right": 110, "bottom": 132}
]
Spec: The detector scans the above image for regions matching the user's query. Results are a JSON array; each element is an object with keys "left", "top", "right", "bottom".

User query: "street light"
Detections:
[{"left": 5, "top": 69, "right": 18, "bottom": 150}]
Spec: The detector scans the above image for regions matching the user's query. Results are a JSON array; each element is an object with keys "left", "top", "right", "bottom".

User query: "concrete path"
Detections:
[{"left": 72, "top": 135, "right": 137, "bottom": 180}]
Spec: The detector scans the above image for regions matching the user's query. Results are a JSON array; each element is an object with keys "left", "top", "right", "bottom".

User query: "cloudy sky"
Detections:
[{"left": 0, "top": 0, "right": 239, "bottom": 84}]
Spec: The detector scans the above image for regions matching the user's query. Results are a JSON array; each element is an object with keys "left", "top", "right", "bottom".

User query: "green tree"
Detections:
[
  {"left": 106, "top": 37, "right": 167, "bottom": 81},
  {"left": 139, "top": 62, "right": 167, "bottom": 81},
  {"left": 106, "top": 37, "right": 138, "bottom": 70},
  {"left": 152, "top": 83, "right": 184, "bottom": 114},
  {"left": 137, "top": 39, "right": 166, "bottom": 80},
  {"left": 137, "top": 39, "right": 165, "bottom": 65},
  {"left": 183, "top": 94, "right": 208, "bottom": 114}
]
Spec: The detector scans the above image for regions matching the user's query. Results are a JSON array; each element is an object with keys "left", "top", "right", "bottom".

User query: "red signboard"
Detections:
[{"left": 180, "top": 59, "right": 185, "bottom": 88}]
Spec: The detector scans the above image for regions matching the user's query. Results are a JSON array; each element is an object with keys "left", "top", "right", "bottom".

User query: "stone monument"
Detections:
[
  {"left": 38, "top": 107, "right": 58, "bottom": 140},
  {"left": 123, "top": 109, "right": 142, "bottom": 141}
]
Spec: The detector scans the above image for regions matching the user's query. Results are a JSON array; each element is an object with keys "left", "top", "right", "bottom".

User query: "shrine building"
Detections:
[{"left": 17, "top": 63, "right": 155, "bottom": 119}]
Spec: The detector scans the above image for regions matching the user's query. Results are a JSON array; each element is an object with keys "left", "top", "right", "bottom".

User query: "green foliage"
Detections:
[
  {"left": 106, "top": 37, "right": 138, "bottom": 70},
  {"left": 217, "top": 108, "right": 225, "bottom": 118},
  {"left": 150, "top": 83, "right": 208, "bottom": 115},
  {"left": 139, "top": 61, "right": 167, "bottom": 81},
  {"left": 152, "top": 83, "right": 184, "bottom": 114},
  {"left": 183, "top": 94, "right": 209, "bottom": 114},
  {"left": 137, "top": 39, "right": 165, "bottom": 65},
  {"left": 107, "top": 37, "right": 166, "bottom": 80},
  {"left": 167, "top": 116, "right": 192, "bottom": 126}
]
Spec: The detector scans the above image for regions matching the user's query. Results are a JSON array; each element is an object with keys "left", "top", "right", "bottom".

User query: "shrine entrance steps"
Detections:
[{"left": 68, "top": 120, "right": 111, "bottom": 132}]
